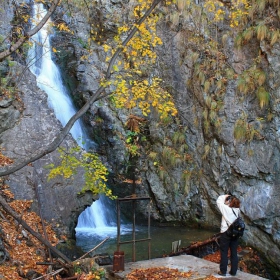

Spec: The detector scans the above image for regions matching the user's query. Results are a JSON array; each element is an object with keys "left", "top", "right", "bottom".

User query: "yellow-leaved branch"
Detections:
[
  {"left": 47, "top": 146, "right": 115, "bottom": 199},
  {"left": 103, "top": 0, "right": 177, "bottom": 119}
]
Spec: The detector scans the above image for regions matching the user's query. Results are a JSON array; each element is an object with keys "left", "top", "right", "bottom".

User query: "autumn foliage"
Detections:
[
  {"left": 0, "top": 151, "right": 13, "bottom": 167},
  {"left": 125, "top": 266, "right": 220, "bottom": 280},
  {"left": 126, "top": 267, "right": 193, "bottom": 280},
  {"left": 0, "top": 186, "right": 60, "bottom": 279}
]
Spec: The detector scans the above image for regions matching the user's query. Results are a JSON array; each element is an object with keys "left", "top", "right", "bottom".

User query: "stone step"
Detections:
[{"left": 105, "top": 255, "right": 268, "bottom": 280}]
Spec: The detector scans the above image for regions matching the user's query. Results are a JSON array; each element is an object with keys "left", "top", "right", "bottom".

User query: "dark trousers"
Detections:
[{"left": 219, "top": 231, "right": 239, "bottom": 274}]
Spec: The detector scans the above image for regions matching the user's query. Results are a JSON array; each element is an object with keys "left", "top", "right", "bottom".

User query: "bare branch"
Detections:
[{"left": 0, "top": 0, "right": 60, "bottom": 61}]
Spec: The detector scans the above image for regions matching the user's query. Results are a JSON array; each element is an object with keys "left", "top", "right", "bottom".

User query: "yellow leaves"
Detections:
[
  {"left": 103, "top": 44, "right": 110, "bottom": 52},
  {"left": 22, "top": 14, "right": 30, "bottom": 23},
  {"left": 204, "top": 0, "right": 225, "bottom": 22},
  {"left": 166, "top": 0, "right": 176, "bottom": 5},
  {"left": 56, "top": 22, "right": 71, "bottom": 33},
  {"left": 112, "top": 65, "right": 119, "bottom": 72},
  {"left": 112, "top": 76, "right": 177, "bottom": 118},
  {"left": 98, "top": 0, "right": 177, "bottom": 119},
  {"left": 215, "top": 9, "right": 225, "bottom": 21},
  {"left": 204, "top": 0, "right": 249, "bottom": 27},
  {"left": 204, "top": 1, "right": 216, "bottom": 13},
  {"left": 118, "top": 26, "right": 129, "bottom": 33},
  {"left": 47, "top": 146, "right": 114, "bottom": 198}
]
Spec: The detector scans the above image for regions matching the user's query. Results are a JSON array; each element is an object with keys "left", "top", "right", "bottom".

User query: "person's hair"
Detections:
[{"left": 229, "top": 197, "right": 240, "bottom": 208}]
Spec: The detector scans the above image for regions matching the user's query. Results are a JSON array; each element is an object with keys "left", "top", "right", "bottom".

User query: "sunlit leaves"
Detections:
[
  {"left": 101, "top": 0, "right": 177, "bottom": 120},
  {"left": 204, "top": 0, "right": 225, "bottom": 22},
  {"left": 56, "top": 22, "right": 72, "bottom": 33},
  {"left": 113, "top": 77, "right": 177, "bottom": 118},
  {"left": 47, "top": 146, "right": 115, "bottom": 199},
  {"left": 204, "top": 0, "right": 249, "bottom": 27}
]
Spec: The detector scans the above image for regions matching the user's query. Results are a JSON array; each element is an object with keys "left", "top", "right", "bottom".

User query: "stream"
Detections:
[
  {"left": 76, "top": 225, "right": 217, "bottom": 262},
  {"left": 75, "top": 196, "right": 217, "bottom": 262}
]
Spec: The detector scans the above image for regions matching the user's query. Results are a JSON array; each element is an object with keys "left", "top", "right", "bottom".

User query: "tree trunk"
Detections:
[{"left": 0, "top": 195, "right": 72, "bottom": 264}]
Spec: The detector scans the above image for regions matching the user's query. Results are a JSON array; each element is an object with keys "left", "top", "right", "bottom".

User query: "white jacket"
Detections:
[{"left": 216, "top": 194, "right": 240, "bottom": 233}]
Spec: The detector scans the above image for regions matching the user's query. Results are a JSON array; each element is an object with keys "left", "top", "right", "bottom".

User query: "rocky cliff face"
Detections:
[
  {"left": 154, "top": 23, "right": 280, "bottom": 271},
  {"left": 0, "top": 62, "right": 95, "bottom": 238},
  {"left": 1, "top": 0, "right": 280, "bottom": 274},
  {"left": 0, "top": 2, "right": 95, "bottom": 238}
]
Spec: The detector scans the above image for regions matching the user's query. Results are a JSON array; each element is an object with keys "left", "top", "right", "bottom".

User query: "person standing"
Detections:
[{"left": 216, "top": 194, "right": 241, "bottom": 276}]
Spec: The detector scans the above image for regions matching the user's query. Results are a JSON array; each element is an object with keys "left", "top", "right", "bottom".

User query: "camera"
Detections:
[
  {"left": 225, "top": 191, "right": 233, "bottom": 202},
  {"left": 225, "top": 196, "right": 232, "bottom": 202}
]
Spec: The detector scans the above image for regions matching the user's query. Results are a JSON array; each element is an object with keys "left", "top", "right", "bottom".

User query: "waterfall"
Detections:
[
  {"left": 28, "top": 4, "right": 86, "bottom": 147},
  {"left": 76, "top": 195, "right": 119, "bottom": 237},
  {"left": 28, "top": 3, "right": 117, "bottom": 235}
]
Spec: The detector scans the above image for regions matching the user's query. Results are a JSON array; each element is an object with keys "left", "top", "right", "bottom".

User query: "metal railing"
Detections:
[{"left": 116, "top": 196, "right": 151, "bottom": 262}]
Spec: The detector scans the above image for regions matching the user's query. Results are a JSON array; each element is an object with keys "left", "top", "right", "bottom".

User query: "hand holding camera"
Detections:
[{"left": 225, "top": 192, "right": 232, "bottom": 204}]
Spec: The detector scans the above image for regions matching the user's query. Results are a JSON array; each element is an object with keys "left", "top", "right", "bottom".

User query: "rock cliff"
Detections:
[{"left": 0, "top": 0, "right": 280, "bottom": 274}]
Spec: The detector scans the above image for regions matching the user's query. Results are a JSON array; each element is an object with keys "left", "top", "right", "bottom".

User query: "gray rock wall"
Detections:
[
  {"left": 1, "top": 0, "right": 280, "bottom": 273},
  {"left": 53, "top": 0, "right": 280, "bottom": 270},
  {"left": 0, "top": 63, "right": 95, "bottom": 238}
]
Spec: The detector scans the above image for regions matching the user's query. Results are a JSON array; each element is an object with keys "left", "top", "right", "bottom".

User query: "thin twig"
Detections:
[
  {"left": 76, "top": 236, "right": 110, "bottom": 260},
  {"left": 33, "top": 268, "right": 64, "bottom": 280}
]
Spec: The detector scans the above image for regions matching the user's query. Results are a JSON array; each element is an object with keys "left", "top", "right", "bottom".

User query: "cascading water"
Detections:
[
  {"left": 28, "top": 4, "right": 86, "bottom": 148},
  {"left": 28, "top": 3, "right": 118, "bottom": 236},
  {"left": 76, "top": 195, "right": 121, "bottom": 237}
]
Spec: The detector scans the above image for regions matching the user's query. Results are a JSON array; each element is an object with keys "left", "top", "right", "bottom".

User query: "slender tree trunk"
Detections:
[{"left": 0, "top": 195, "right": 72, "bottom": 264}]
